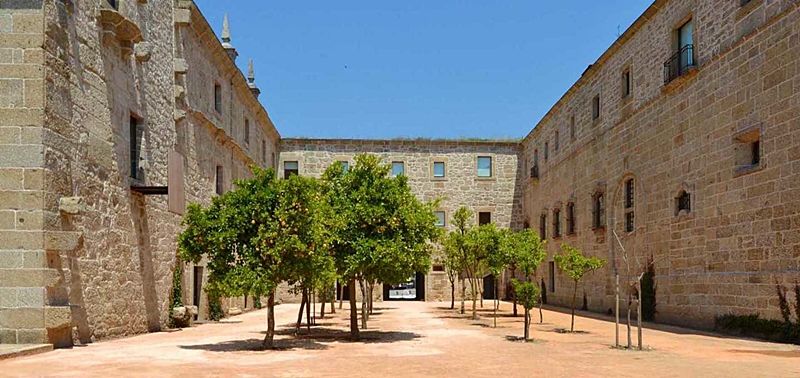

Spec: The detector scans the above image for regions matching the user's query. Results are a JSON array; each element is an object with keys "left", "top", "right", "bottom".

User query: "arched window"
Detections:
[
  {"left": 539, "top": 213, "right": 547, "bottom": 240},
  {"left": 675, "top": 190, "right": 691, "bottom": 215},
  {"left": 552, "top": 208, "right": 561, "bottom": 238}
]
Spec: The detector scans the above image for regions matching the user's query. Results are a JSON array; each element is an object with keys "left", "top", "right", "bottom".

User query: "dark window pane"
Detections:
[{"left": 479, "top": 212, "right": 491, "bottom": 225}]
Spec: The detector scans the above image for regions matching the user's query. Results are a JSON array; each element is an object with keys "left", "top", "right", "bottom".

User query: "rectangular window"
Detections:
[
  {"left": 434, "top": 211, "right": 446, "bottom": 227},
  {"left": 338, "top": 160, "right": 349, "bottom": 172},
  {"left": 676, "top": 191, "right": 691, "bottom": 215},
  {"left": 244, "top": 118, "right": 250, "bottom": 145},
  {"left": 622, "top": 69, "right": 631, "bottom": 98},
  {"left": 751, "top": 140, "right": 760, "bottom": 165},
  {"left": 625, "top": 179, "right": 634, "bottom": 209},
  {"left": 592, "top": 193, "right": 605, "bottom": 229},
  {"left": 625, "top": 212, "right": 635, "bottom": 233},
  {"left": 592, "top": 95, "right": 600, "bottom": 120},
  {"left": 477, "top": 156, "right": 492, "bottom": 177},
  {"left": 283, "top": 161, "right": 299, "bottom": 178},
  {"left": 734, "top": 128, "right": 761, "bottom": 175},
  {"left": 570, "top": 115, "right": 576, "bottom": 141},
  {"left": 391, "top": 161, "right": 405, "bottom": 177},
  {"left": 214, "top": 83, "right": 222, "bottom": 113},
  {"left": 432, "top": 264, "right": 445, "bottom": 272},
  {"left": 215, "top": 165, "right": 224, "bottom": 195},
  {"left": 539, "top": 213, "right": 547, "bottom": 240},
  {"left": 261, "top": 140, "right": 266, "bottom": 163},
  {"left": 129, "top": 115, "right": 142, "bottom": 180},
  {"left": 554, "top": 131, "right": 560, "bottom": 152},
  {"left": 548, "top": 261, "right": 556, "bottom": 292},
  {"left": 553, "top": 209, "right": 561, "bottom": 238},
  {"left": 678, "top": 19, "right": 694, "bottom": 67},
  {"left": 566, "top": 203, "right": 575, "bottom": 235},
  {"left": 478, "top": 212, "right": 491, "bottom": 225},
  {"left": 544, "top": 142, "right": 549, "bottom": 161},
  {"left": 433, "top": 161, "right": 446, "bottom": 178}
]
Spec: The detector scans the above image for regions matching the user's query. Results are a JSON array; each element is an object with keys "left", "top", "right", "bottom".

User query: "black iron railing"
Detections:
[
  {"left": 663, "top": 44, "right": 695, "bottom": 84},
  {"left": 530, "top": 165, "right": 539, "bottom": 179}
]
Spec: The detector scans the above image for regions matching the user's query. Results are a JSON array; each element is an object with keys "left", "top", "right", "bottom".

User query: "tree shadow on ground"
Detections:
[
  {"left": 270, "top": 327, "right": 422, "bottom": 344},
  {"left": 727, "top": 349, "right": 800, "bottom": 358},
  {"left": 178, "top": 337, "right": 329, "bottom": 352},
  {"left": 552, "top": 328, "right": 591, "bottom": 334}
]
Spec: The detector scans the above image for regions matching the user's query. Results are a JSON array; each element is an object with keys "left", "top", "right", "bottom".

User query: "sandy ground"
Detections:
[{"left": 1, "top": 300, "right": 798, "bottom": 377}]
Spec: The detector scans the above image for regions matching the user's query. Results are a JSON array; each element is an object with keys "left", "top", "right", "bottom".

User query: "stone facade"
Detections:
[
  {"left": 520, "top": 0, "right": 800, "bottom": 328},
  {"left": 2, "top": 0, "right": 799, "bottom": 348},
  {"left": 279, "top": 138, "right": 524, "bottom": 302},
  {"left": 0, "top": 0, "right": 279, "bottom": 346}
]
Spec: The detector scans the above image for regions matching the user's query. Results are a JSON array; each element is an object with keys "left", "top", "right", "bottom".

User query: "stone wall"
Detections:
[
  {"left": 0, "top": 0, "right": 280, "bottom": 346},
  {"left": 279, "top": 138, "right": 524, "bottom": 302},
  {"left": 520, "top": 0, "right": 800, "bottom": 328}
]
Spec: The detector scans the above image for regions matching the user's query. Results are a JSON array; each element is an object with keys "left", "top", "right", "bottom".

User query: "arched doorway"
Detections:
[{"left": 483, "top": 274, "right": 496, "bottom": 300}]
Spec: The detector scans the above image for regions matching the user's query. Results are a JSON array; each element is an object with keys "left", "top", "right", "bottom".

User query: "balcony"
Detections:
[{"left": 663, "top": 44, "right": 695, "bottom": 84}]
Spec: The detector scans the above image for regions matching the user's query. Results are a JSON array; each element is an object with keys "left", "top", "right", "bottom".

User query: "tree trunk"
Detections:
[
  {"left": 338, "top": 282, "right": 343, "bottom": 309},
  {"left": 571, "top": 281, "right": 577, "bottom": 332},
  {"left": 626, "top": 292, "right": 632, "bottom": 349},
  {"left": 493, "top": 276, "right": 498, "bottom": 328},
  {"left": 524, "top": 308, "right": 530, "bottom": 341},
  {"left": 348, "top": 279, "right": 359, "bottom": 340},
  {"left": 538, "top": 298, "right": 543, "bottom": 324},
  {"left": 450, "top": 280, "right": 455, "bottom": 310},
  {"left": 368, "top": 281, "right": 374, "bottom": 315},
  {"left": 615, "top": 274, "right": 620, "bottom": 348},
  {"left": 262, "top": 293, "right": 276, "bottom": 349},
  {"left": 637, "top": 279, "right": 643, "bottom": 350},
  {"left": 460, "top": 277, "right": 466, "bottom": 314},
  {"left": 359, "top": 280, "right": 368, "bottom": 329},
  {"left": 320, "top": 294, "right": 326, "bottom": 319},
  {"left": 305, "top": 287, "right": 311, "bottom": 332},
  {"left": 470, "top": 276, "right": 478, "bottom": 320},
  {"left": 330, "top": 286, "right": 335, "bottom": 314},
  {"left": 295, "top": 289, "right": 307, "bottom": 334}
]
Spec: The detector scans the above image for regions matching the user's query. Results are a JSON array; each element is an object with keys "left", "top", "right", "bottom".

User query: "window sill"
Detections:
[
  {"left": 476, "top": 176, "right": 495, "bottom": 182},
  {"left": 734, "top": 163, "right": 763, "bottom": 178},
  {"left": 431, "top": 177, "right": 447, "bottom": 182}
]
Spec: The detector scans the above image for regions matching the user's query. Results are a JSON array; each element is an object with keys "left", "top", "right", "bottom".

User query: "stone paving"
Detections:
[{"left": 0, "top": 301, "right": 798, "bottom": 377}]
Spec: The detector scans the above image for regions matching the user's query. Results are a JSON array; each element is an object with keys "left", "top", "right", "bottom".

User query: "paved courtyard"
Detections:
[{"left": 1, "top": 301, "right": 798, "bottom": 377}]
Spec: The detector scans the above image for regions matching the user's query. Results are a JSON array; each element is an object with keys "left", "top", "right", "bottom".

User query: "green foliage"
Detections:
[
  {"left": 168, "top": 260, "right": 184, "bottom": 328},
  {"left": 502, "top": 228, "right": 547, "bottom": 278},
  {"left": 207, "top": 288, "right": 224, "bottom": 321},
  {"left": 466, "top": 224, "right": 504, "bottom": 276},
  {"left": 253, "top": 296, "right": 262, "bottom": 309},
  {"left": 513, "top": 280, "right": 541, "bottom": 310},
  {"left": 641, "top": 258, "right": 656, "bottom": 321},
  {"left": 452, "top": 207, "right": 473, "bottom": 236},
  {"left": 323, "top": 154, "right": 441, "bottom": 286},
  {"left": 777, "top": 284, "right": 792, "bottom": 323},
  {"left": 715, "top": 314, "right": 800, "bottom": 345},
  {"left": 554, "top": 244, "right": 606, "bottom": 283}
]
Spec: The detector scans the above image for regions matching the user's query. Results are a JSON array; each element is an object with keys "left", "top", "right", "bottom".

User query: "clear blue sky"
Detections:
[{"left": 194, "top": 0, "right": 653, "bottom": 139}]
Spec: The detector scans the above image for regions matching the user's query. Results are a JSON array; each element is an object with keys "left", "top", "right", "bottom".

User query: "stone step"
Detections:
[{"left": 0, "top": 343, "right": 52, "bottom": 361}]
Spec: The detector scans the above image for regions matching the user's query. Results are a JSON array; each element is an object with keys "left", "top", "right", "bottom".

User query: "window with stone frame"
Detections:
[
  {"left": 283, "top": 161, "right": 299, "bottom": 178},
  {"left": 675, "top": 190, "right": 691, "bottom": 216},
  {"left": 477, "top": 156, "right": 492, "bottom": 177},
  {"left": 539, "top": 213, "right": 547, "bottom": 240},
  {"left": 478, "top": 212, "right": 492, "bottom": 225},
  {"left": 570, "top": 115, "right": 576, "bottom": 141},
  {"left": 433, "top": 161, "right": 446, "bottom": 178},
  {"left": 391, "top": 161, "right": 405, "bottom": 177},
  {"left": 552, "top": 207, "right": 561, "bottom": 238},
  {"left": 434, "top": 211, "right": 446, "bottom": 227},
  {"left": 592, "top": 191, "right": 605, "bottom": 229},
  {"left": 244, "top": 118, "right": 250, "bottom": 145},
  {"left": 261, "top": 140, "right": 266, "bottom": 164},
  {"left": 734, "top": 127, "right": 761, "bottom": 175},
  {"left": 338, "top": 160, "right": 349, "bottom": 172},
  {"left": 554, "top": 130, "right": 560, "bottom": 152},
  {"left": 129, "top": 114, "right": 143, "bottom": 181},
  {"left": 215, "top": 165, "right": 224, "bottom": 195},
  {"left": 566, "top": 202, "right": 576, "bottom": 235},
  {"left": 214, "top": 83, "right": 222, "bottom": 113},
  {"left": 622, "top": 69, "right": 631, "bottom": 98},
  {"left": 592, "top": 94, "right": 601, "bottom": 120},
  {"left": 624, "top": 178, "right": 635, "bottom": 232}
]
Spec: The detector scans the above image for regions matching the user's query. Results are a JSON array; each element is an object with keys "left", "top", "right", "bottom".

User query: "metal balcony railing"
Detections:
[{"left": 663, "top": 44, "right": 695, "bottom": 84}]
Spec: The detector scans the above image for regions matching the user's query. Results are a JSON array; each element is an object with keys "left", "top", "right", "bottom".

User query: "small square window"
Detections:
[
  {"left": 433, "top": 161, "right": 446, "bottom": 178},
  {"left": 734, "top": 128, "right": 762, "bottom": 175},
  {"left": 434, "top": 211, "right": 446, "bottom": 227},
  {"left": 432, "top": 264, "right": 445, "bottom": 272},
  {"left": 392, "top": 161, "right": 405, "bottom": 177},
  {"left": 477, "top": 156, "right": 492, "bottom": 177},
  {"left": 338, "top": 161, "right": 349, "bottom": 172},
  {"left": 284, "top": 161, "right": 299, "bottom": 178},
  {"left": 675, "top": 190, "right": 691, "bottom": 216},
  {"left": 478, "top": 212, "right": 492, "bottom": 225}
]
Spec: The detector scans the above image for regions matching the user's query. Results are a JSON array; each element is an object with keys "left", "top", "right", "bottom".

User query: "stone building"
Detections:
[
  {"left": 0, "top": 0, "right": 278, "bottom": 346},
  {"left": 279, "top": 138, "right": 524, "bottom": 302},
  {"left": 520, "top": 0, "right": 800, "bottom": 328},
  {"left": 1, "top": 0, "right": 799, "bottom": 348}
]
